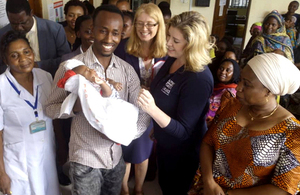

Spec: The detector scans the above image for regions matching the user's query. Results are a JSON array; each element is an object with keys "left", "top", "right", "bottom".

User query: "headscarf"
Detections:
[
  {"left": 252, "top": 11, "right": 294, "bottom": 62},
  {"left": 253, "top": 26, "right": 262, "bottom": 32},
  {"left": 248, "top": 53, "right": 300, "bottom": 96},
  {"left": 254, "top": 22, "right": 262, "bottom": 26}
]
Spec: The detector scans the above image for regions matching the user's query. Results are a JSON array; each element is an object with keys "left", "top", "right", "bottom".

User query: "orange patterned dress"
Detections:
[{"left": 189, "top": 97, "right": 300, "bottom": 195}]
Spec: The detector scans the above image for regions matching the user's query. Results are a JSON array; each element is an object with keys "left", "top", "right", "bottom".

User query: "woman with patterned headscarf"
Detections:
[
  {"left": 252, "top": 11, "right": 294, "bottom": 62},
  {"left": 189, "top": 53, "right": 300, "bottom": 195}
]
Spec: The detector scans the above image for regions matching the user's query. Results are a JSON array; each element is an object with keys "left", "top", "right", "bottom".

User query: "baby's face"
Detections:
[
  {"left": 252, "top": 28, "right": 261, "bottom": 37},
  {"left": 285, "top": 19, "right": 294, "bottom": 29},
  {"left": 73, "top": 65, "right": 98, "bottom": 82}
]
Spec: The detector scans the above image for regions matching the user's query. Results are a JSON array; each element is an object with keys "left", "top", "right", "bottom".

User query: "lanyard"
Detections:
[{"left": 6, "top": 75, "right": 39, "bottom": 119}]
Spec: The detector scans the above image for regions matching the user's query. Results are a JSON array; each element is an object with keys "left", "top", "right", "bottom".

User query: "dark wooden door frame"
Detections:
[
  {"left": 28, "top": 0, "right": 43, "bottom": 18},
  {"left": 241, "top": 0, "right": 252, "bottom": 50},
  {"left": 211, "top": 0, "right": 229, "bottom": 40}
]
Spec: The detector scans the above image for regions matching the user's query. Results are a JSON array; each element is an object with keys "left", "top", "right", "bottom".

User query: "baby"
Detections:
[
  {"left": 57, "top": 59, "right": 139, "bottom": 146},
  {"left": 58, "top": 64, "right": 122, "bottom": 95},
  {"left": 285, "top": 14, "right": 298, "bottom": 48}
]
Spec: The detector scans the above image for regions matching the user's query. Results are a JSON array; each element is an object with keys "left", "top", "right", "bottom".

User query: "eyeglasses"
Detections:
[{"left": 135, "top": 22, "right": 158, "bottom": 29}]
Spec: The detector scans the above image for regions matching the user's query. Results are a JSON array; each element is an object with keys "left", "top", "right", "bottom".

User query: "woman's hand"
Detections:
[
  {"left": 0, "top": 173, "right": 11, "bottom": 195},
  {"left": 137, "top": 88, "right": 156, "bottom": 114},
  {"left": 138, "top": 89, "right": 171, "bottom": 128},
  {"left": 202, "top": 180, "right": 226, "bottom": 195}
]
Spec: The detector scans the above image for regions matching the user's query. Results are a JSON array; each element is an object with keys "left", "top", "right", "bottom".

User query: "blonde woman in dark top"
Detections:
[{"left": 138, "top": 11, "right": 214, "bottom": 195}]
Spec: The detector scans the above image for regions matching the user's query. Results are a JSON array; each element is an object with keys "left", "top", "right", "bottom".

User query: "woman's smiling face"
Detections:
[{"left": 217, "top": 61, "right": 234, "bottom": 83}]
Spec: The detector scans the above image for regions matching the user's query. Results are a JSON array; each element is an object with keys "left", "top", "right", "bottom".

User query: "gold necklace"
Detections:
[
  {"left": 67, "top": 28, "right": 76, "bottom": 38},
  {"left": 248, "top": 104, "right": 279, "bottom": 121}
]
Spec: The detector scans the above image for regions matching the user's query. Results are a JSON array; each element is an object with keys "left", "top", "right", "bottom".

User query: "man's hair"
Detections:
[
  {"left": 291, "top": 1, "right": 300, "bottom": 7},
  {"left": 93, "top": 4, "right": 124, "bottom": 22},
  {"left": 6, "top": 0, "right": 31, "bottom": 15}
]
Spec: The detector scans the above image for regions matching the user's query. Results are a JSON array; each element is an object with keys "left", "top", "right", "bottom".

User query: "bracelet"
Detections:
[{"left": 225, "top": 189, "right": 230, "bottom": 195}]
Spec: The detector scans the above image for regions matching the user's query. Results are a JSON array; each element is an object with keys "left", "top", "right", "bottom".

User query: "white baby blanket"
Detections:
[{"left": 59, "top": 75, "right": 139, "bottom": 146}]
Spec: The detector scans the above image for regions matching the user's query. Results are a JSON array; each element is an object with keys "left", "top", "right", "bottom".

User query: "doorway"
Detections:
[
  {"left": 131, "top": 0, "right": 156, "bottom": 11},
  {"left": 211, "top": 0, "right": 251, "bottom": 52},
  {"left": 28, "top": 0, "right": 43, "bottom": 18}
]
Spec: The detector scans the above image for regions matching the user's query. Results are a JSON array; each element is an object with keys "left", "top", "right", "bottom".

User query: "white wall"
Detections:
[
  {"left": 42, "top": 0, "right": 70, "bottom": 20},
  {"left": 170, "top": 0, "right": 294, "bottom": 49},
  {"left": 42, "top": 0, "right": 103, "bottom": 20},
  {"left": 40, "top": 0, "right": 294, "bottom": 49},
  {"left": 244, "top": 0, "right": 291, "bottom": 48},
  {"left": 93, "top": 0, "right": 102, "bottom": 7},
  {"left": 170, "top": 0, "right": 216, "bottom": 34}
]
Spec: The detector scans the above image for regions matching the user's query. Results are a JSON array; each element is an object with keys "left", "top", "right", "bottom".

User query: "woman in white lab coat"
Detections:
[{"left": 0, "top": 31, "right": 60, "bottom": 195}]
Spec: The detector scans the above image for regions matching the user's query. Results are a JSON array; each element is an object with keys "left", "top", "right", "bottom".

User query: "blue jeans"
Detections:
[{"left": 69, "top": 158, "right": 125, "bottom": 195}]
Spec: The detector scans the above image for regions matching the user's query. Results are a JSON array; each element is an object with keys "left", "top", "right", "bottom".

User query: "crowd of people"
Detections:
[{"left": 0, "top": 0, "right": 299, "bottom": 195}]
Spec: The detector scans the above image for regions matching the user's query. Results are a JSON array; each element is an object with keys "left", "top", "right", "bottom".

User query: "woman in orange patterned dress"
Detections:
[{"left": 189, "top": 53, "right": 300, "bottom": 195}]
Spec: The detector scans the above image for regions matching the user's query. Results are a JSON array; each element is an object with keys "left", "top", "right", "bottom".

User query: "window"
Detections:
[{"left": 229, "top": 0, "right": 249, "bottom": 8}]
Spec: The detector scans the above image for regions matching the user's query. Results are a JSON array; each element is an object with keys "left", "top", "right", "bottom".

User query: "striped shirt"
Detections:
[{"left": 45, "top": 46, "right": 150, "bottom": 169}]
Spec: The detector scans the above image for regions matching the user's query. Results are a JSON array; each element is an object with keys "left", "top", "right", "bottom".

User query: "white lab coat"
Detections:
[{"left": 0, "top": 68, "right": 60, "bottom": 195}]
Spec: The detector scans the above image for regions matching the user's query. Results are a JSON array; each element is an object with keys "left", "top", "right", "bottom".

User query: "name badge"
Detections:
[{"left": 29, "top": 120, "right": 46, "bottom": 134}]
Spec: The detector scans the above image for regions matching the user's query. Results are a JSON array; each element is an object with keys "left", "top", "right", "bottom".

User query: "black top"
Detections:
[
  {"left": 114, "top": 38, "right": 167, "bottom": 80},
  {"left": 150, "top": 57, "right": 213, "bottom": 155}
]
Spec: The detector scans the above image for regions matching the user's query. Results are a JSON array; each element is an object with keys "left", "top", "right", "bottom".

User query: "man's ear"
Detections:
[{"left": 30, "top": 9, "right": 34, "bottom": 17}]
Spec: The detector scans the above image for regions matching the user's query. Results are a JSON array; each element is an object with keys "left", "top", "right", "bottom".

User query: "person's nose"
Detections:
[
  {"left": 166, "top": 38, "right": 172, "bottom": 47},
  {"left": 142, "top": 24, "right": 148, "bottom": 30},
  {"left": 15, "top": 24, "right": 24, "bottom": 32},
  {"left": 267, "top": 24, "right": 272, "bottom": 30},
  {"left": 104, "top": 32, "right": 113, "bottom": 43},
  {"left": 89, "top": 31, "right": 94, "bottom": 39},
  {"left": 19, "top": 54, "right": 27, "bottom": 62}
]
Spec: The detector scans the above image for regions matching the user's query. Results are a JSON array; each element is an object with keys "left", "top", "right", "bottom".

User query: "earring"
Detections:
[{"left": 266, "top": 97, "right": 269, "bottom": 103}]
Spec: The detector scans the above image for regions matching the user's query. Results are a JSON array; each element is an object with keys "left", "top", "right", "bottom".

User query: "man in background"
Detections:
[{"left": 0, "top": 0, "right": 70, "bottom": 77}]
